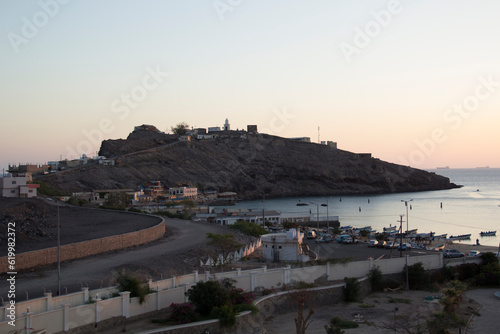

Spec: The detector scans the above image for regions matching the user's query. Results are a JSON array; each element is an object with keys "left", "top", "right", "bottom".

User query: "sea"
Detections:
[{"left": 220, "top": 168, "right": 500, "bottom": 248}]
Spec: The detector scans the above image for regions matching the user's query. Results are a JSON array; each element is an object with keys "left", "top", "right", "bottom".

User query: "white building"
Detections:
[
  {"left": 168, "top": 187, "right": 198, "bottom": 199},
  {"left": 261, "top": 229, "right": 310, "bottom": 262},
  {"left": 223, "top": 118, "right": 230, "bottom": 131},
  {"left": 0, "top": 176, "right": 39, "bottom": 198}
]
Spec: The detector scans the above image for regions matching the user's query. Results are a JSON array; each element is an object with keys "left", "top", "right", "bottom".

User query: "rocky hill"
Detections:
[{"left": 37, "top": 126, "right": 459, "bottom": 199}]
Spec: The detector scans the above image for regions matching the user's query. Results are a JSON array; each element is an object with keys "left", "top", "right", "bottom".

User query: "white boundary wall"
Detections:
[{"left": 0, "top": 254, "right": 444, "bottom": 333}]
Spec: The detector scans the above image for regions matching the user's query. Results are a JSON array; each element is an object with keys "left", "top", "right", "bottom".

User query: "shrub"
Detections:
[
  {"left": 229, "top": 287, "right": 254, "bottom": 305},
  {"left": 115, "top": 271, "right": 150, "bottom": 304},
  {"left": 368, "top": 266, "right": 384, "bottom": 291},
  {"left": 168, "top": 303, "right": 200, "bottom": 324},
  {"left": 343, "top": 277, "right": 360, "bottom": 302},
  {"left": 405, "top": 262, "right": 430, "bottom": 290},
  {"left": 455, "top": 263, "right": 480, "bottom": 281},
  {"left": 329, "top": 316, "right": 359, "bottom": 329},
  {"left": 210, "top": 304, "right": 237, "bottom": 327},
  {"left": 185, "top": 280, "right": 230, "bottom": 316},
  {"left": 229, "top": 220, "right": 268, "bottom": 237}
]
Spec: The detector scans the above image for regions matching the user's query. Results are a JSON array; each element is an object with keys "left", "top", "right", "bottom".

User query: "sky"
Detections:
[{"left": 1, "top": 0, "right": 499, "bottom": 173}]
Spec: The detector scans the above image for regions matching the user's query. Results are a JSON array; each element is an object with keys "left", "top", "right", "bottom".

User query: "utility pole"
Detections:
[
  {"left": 399, "top": 215, "right": 404, "bottom": 258},
  {"left": 57, "top": 201, "right": 61, "bottom": 296},
  {"left": 262, "top": 194, "right": 265, "bottom": 228}
]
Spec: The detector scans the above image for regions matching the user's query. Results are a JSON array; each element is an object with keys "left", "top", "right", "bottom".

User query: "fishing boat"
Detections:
[
  {"left": 433, "top": 233, "right": 447, "bottom": 239},
  {"left": 480, "top": 231, "right": 496, "bottom": 236},
  {"left": 383, "top": 226, "right": 397, "bottom": 233},
  {"left": 448, "top": 234, "right": 471, "bottom": 240}
]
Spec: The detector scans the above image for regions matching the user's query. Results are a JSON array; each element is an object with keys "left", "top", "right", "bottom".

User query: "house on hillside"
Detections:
[{"left": 0, "top": 176, "right": 39, "bottom": 198}]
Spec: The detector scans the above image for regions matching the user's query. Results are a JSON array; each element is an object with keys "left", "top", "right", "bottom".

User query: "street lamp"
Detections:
[
  {"left": 321, "top": 199, "right": 329, "bottom": 231},
  {"left": 309, "top": 201, "right": 320, "bottom": 230},
  {"left": 401, "top": 199, "right": 413, "bottom": 235}
]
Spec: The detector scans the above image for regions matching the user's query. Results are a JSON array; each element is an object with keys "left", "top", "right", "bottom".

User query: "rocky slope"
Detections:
[{"left": 37, "top": 126, "right": 459, "bottom": 198}]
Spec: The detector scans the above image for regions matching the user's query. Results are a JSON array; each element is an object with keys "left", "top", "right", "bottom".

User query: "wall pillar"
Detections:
[
  {"left": 205, "top": 270, "right": 210, "bottom": 281},
  {"left": 193, "top": 270, "right": 199, "bottom": 283},
  {"left": 119, "top": 291, "right": 130, "bottom": 318},
  {"left": 82, "top": 287, "right": 89, "bottom": 303},
  {"left": 369, "top": 257, "right": 374, "bottom": 271},
  {"left": 172, "top": 277, "right": 176, "bottom": 288},
  {"left": 284, "top": 265, "right": 291, "bottom": 285},
  {"left": 262, "top": 265, "right": 267, "bottom": 273},
  {"left": 24, "top": 308, "right": 33, "bottom": 334},
  {"left": 237, "top": 268, "right": 242, "bottom": 277},
  {"left": 326, "top": 262, "right": 331, "bottom": 280},
  {"left": 44, "top": 292, "right": 52, "bottom": 311},
  {"left": 148, "top": 278, "right": 153, "bottom": 290},
  {"left": 156, "top": 288, "right": 161, "bottom": 311},
  {"left": 61, "top": 304, "right": 70, "bottom": 331},
  {"left": 95, "top": 296, "right": 102, "bottom": 323},
  {"left": 250, "top": 272, "right": 257, "bottom": 291},
  {"left": 184, "top": 284, "right": 189, "bottom": 303}
]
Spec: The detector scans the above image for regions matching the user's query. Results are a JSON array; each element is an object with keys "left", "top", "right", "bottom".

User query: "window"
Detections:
[
  {"left": 11, "top": 190, "right": 16, "bottom": 193},
  {"left": 12, "top": 181, "right": 16, "bottom": 184},
  {"left": 279, "top": 246, "right": 282, "bottom": 249}
]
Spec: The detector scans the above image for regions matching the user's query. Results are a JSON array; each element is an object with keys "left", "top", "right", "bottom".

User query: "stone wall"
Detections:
[{"left": 0, "top": 216, "right": 165, "bottom": 273}]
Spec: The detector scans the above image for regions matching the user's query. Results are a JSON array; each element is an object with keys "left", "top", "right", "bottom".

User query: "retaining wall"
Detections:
[{"left": 0, "top": 215, "right": 165, "bottom": 273}]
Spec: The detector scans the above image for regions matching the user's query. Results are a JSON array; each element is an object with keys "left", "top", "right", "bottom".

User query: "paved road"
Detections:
[{"left": 0, "top": 218, "right": 231, "bottom": 302}]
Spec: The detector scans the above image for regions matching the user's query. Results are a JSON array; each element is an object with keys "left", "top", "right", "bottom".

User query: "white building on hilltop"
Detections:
[
  {"left": 261, "top": 229, "right": 310, "bottom": 263},
  {"left": 223, "top": 118, "right": 230, "bottom": 131}
]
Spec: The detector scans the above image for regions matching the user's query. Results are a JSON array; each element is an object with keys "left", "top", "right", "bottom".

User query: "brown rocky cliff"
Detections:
[{"left": 38, "top": 130, "right": 459, "bottom": 198}]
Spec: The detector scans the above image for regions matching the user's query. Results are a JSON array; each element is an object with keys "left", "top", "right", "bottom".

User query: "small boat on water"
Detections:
[
  {"left": 480, "top": 231, "right": 497, "bottom": 236},
  {"left": 433, "top": 233, "right": 447, "bottom": 239},
  {"left": 383, "top": 226, "right": 397, "bottom": 232},
  {"left": 448, "top": 234, "right": 471, "bottom": 240}
]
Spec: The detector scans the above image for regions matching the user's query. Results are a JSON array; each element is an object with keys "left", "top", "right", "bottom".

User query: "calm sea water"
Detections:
[{"left": 223, "top": 168, "right": 500, "bottom": 247}]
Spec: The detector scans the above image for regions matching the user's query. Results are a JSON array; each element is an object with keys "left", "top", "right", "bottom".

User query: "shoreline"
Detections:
[{"left": 429, "top": 239, "right": 499, "bottom": 254}]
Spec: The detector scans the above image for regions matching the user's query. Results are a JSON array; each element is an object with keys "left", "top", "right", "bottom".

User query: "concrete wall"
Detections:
[
  {"left": 0, "top": 254, "right": 444, "bottom": 333},
  {"left": 0, "top": 216, "right": 165, "bottom": 273}
]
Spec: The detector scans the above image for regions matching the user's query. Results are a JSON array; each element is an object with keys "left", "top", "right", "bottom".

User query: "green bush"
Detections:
[
  {"left": 405, "top": 262, "right": 430, "bottom": 290},
  {"left": 343, "top": 277, "right": 360, "bottom": 302},
  {"left": 329, "top": 316, "right": 359, "bottom": 329},
  {"left": 185, "top": 281, "right": 230, "bottom": 316},
  {"left": 115, "top": 271, "right": 150, "bottom": 304},
  {"left": 210, "top": 304, "right": 237, "bottom": 327},
  {"left": 229, "top": 220, "right": 268, "bottom": 237},
  {"left": 368, "top": 266, "right": 384, "bottom": 291}
]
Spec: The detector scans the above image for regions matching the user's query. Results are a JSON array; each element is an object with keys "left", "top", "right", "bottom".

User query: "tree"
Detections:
[
  {"left": 290, "top": 287, "right": 315, "bottom": 334},
  {"left": 171, "top": 122, "right": 189, "bottom": 135},
  {"left": 185, "top": 280, "right": 230, "bottom": 316},
  {"left": 206, "top": 233, "right": 243, "bottom": 266}
]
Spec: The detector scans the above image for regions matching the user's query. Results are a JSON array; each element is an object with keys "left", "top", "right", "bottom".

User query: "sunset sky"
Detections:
[{"left": 1, "top": 0, "right": 499, "bottom": 173}]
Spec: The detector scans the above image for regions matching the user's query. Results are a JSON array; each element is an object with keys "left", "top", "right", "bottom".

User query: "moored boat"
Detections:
[
  {"left": 448, "top": 234, "right": 471, "bottom": 240},
  {"left": 480, "top": 231, "right": 496, "bottom": 236}
]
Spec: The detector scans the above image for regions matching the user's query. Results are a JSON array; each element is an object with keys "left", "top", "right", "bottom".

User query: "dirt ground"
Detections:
[
  {"left": 0, "top": 197, "right": 162, "bottom": 255},
  {"left": 263, "top": 289, "right": 482, "bottom": 334}
]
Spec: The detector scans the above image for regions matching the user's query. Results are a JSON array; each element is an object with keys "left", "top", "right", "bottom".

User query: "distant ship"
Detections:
[
  {"left": 437, "top": 166, "right": 450, "bottom": 169},
  {"left": 476, "top": 166, "right": 490, "bottom": 169}
]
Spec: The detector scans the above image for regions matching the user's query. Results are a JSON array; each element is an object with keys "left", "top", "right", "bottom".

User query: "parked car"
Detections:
[
  {"left": 385, "top": 241, "right": 400, "bottom": 249},
  {"left": 443, "top": 249, "right": 465, "bottom": 258},
  {"left": 367, "top": 240, "right": 378, "bottom": 247},
  {"left": 376, "top": 240, "right": 387, "bottom": 248},
  {"left": 316, "top": 235, "right": 334, "bottom": 243},
  {"left": 398, "top": 243, "right": 412, "bottom": 251},
  {"left": 306, "top": 231, "right": 317, "bottom": 239},
  {"left": 467, "top": 250, "right": 481, "bottom": 257}
]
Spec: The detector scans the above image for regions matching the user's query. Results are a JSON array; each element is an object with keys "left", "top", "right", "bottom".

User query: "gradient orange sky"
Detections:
[{"left": 1, "top": 0, "right": 499, "bottom": 173}]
